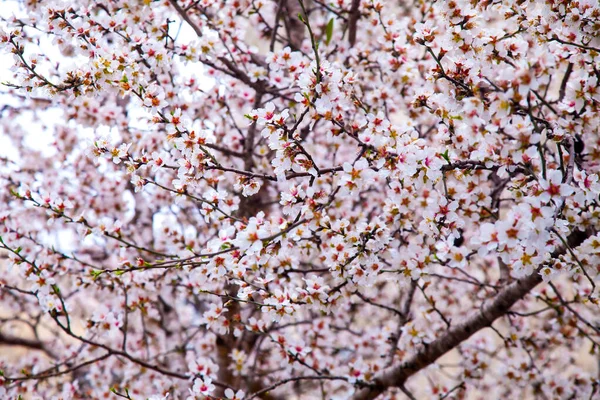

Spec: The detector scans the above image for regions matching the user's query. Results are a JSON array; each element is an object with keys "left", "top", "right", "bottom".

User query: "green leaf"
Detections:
[
  {"left": 298, "top": 13, "right": 305, "bottom": 23},
  {"left": 90, "top": 269, "right": 103, "bottom": 279},
  {"left": 440, "top": 149, "right": 450, "bottom": 163},
  {"left": 114, "top": 270, "right": 125, "bottom": 276},
  {"left": 325, "top": 18, "right": 334, "bottom": 45}
]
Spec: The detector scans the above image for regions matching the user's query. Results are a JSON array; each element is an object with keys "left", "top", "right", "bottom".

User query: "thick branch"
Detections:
[
  {"left": 557, "top": 62, "right": 573, "bottom": 103},
  {"left": 351, "top": 273, "right": 541, "bottom": 399},
  {"left": 284, "top": 1, "right": 306, "bottom": 50},
  {"left": 0, "top": 332, "right": 55, "bottom": 358},
  {"left": 347, "top": 0, "right": 361, "bottom": 47},
  {"left": 350, "top": 231, "right": 590, "bottom": 400},
  {"left": 386, "top": 281, "right": 417, "bottom": 367},
  {"left": 0, "top": 332, "right": 45, "bottom": 351},
  {"left": 168, "top": 0, "right": 203, "bottom": 37}
]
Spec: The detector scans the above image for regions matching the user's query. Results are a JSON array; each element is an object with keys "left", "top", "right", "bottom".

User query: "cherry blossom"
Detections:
[
  {"left": 1, "top": 0, "right": 600, "bottom": 399},
  {"left": 190, "top": 377, "right": 215, "bottom": 397}
]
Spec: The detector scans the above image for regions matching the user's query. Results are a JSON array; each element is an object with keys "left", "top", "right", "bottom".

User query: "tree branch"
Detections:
[
  {"left": 350, "top": 231, "right": 590, "bottom": 400},
  {"left": 347, "top": 0, "right": 361, "bottom": 47},
  {"left": 0, "top": 332, "right": 48, "bottom": 354},
  {"left": 557, "top": 62, "right": 573, "bottom": 103},
  {"left": 168, "top": 0, "right": 203, "bottom": 37}
]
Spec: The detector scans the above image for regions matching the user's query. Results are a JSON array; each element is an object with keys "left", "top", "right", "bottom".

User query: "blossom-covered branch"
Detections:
[{"left": 1, "top": 0, "right": 599, "bottom": 399}]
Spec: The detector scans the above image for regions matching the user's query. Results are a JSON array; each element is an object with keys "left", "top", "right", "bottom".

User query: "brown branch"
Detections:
[
  {"left": 355, "top": 291, "right": 406, "bottom": 318},
  {"left": 283, "top": 1, "right": 306, "bottom": 51},
  {"left": 399, "top": 384, "right": 417, "bottom": 400},
  {"left": 270, "top": 0, "right": 285, "bottom": 51},
  {"left": 347, "top": 0, "right": 361, "bottom": 47},
  {"left": 0, "top": 332, "right": 51, "bottom": 356},
  {"left": 168, "top": 0, "right": 203, "bottom": 37},
  {"left": 548, "top": 283, "right": 600, "bottom": 335},
  {"left": 215, "top": 91, "right": 267, "bottom": 395},
  {"left": 386, "top": 281, "right": 417, "bottom": 367},
  {"left": 247, "top": 375, "right": 349, "bottom": 400},
  {"left": 498, "top": 257, "right": 511, "bottom": 283},
  {"left": 557, "top": 63, "right": 573, "bottom": 103},
  {"left": 5, "top": 353, "right": 111, "bottom": 382},
  {"left": 351, "top": 273, "right": 542, "bottom": 399},
  {"left": 49, "top": 315, "right": 193, "bottom": 381},
  {"left": 550, "top": 37, "right": 600, "bottom": 53},
  {"left": 418, "top": 283, "right": 451, "bottom": 328},
  {"left": 350, "top": 230, "right": 590, "bottom": 400}
]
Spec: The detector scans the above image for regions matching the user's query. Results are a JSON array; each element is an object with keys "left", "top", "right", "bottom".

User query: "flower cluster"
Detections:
[{"left": 1, "top": 0, "right": 600, "bottom": 399}]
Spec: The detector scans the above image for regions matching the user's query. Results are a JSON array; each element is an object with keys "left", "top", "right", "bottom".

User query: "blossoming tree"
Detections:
[{"left": 1, "top": 0, "right": 600, "bottom": 398}]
